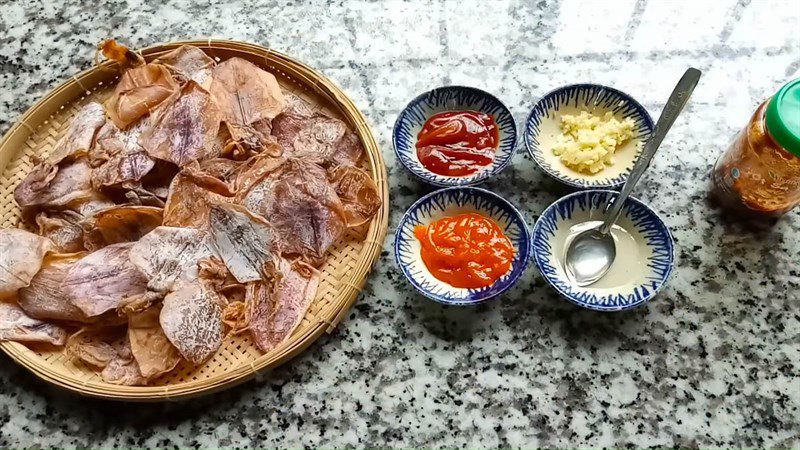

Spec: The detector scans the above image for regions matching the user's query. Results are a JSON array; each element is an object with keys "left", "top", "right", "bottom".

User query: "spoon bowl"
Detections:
[{"left": 564, "top": 228, "right": 616, "bottom": 287}]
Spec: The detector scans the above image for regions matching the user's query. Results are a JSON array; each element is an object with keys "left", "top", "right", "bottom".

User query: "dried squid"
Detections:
[
  {"left": 247, "top": 258, "right": 320, "bottom": 352},
  {"left": 153, "top": 45, "right": 216, "bottom": 88},
  {"left": 210, "top": 57, "right": 286, "bottom": 155},
  {"left": 61, "top": 242, "right": 149, "bottom": 317},
  {"left": 66, "top": 327, "right": 125, "bottom": 368},
  {"left": 328, "top": 165, "right": 382, "bottom": 227},
  {"left": 160, "top": 280, "right": 225, "bottom": 365},
  {"left": 14, "top": 157, "right": 96, "bottom": 213},
  {"left": 141, "top": 81, "right": 221, "bottom": 166},
  {"left": 272, "top": 94, "right": 364, "bottom": 168},
  {"left": 129, "top": 226, "right": 218, "bottom": 294},
  {"left": 17, "top": 253, "right": 91, "bottom": 323},
  {"left": 162, "top": 170, "right": 231, "bottom": 229},
  {"left": 104, "top": 60, "right": 179, "bottom": 129},
  {"left": 0, "top": 303, "right": 67, "bottom": 346},
  {"left": 45, "top": 102, "right": 107, "bottom": 165},
  {"left": 35, "top": 210, "right": 85, "bottom": 253},
  {"left": 90, "top": 120, "right": 155, "bottom": 188},
  {"left": 81, "top": 205, "right": 163, "bottom": 251},
  {"left": 208, "top": 203, "right": 278, "bottom": 283},
  {"left": 128, "top": 305, "right": 182, "bottom": 378},
  {"left": 101, "top": 339, "right": 147, "bottom": 386},
  {"left": 0, "top": 229, "right": 53, "bottom": 299},
  {"left": 237, "top": 158, "right": 346, "bottom": 265}
]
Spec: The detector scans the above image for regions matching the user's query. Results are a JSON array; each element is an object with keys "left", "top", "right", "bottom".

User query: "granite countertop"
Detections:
[{"left": 1, "top": 0, "right": 799, "bottom": 448}]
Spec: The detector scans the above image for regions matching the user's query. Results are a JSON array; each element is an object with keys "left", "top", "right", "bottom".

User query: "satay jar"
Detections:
[{"left": 711, "top": 79, "right": 800, "bottom": 217}]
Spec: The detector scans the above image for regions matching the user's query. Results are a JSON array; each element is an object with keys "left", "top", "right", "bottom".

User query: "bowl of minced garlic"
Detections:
[{"left": 524, "top": 84, "right": 654, "bottom": 189}]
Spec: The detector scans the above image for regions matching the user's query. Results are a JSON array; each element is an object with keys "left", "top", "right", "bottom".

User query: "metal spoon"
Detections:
[{"left": 564, "top": 68, "right": 702, "bottom": 287}]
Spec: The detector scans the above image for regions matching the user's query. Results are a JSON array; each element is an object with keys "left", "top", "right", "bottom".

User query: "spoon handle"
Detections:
[{"left": 599, "top": 68, "right": 702, "bottom": 235}]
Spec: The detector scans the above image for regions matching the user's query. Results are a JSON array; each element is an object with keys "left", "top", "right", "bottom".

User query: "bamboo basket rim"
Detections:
[{"left": 0, "top": 39, "right": 389, "bottom": 401}]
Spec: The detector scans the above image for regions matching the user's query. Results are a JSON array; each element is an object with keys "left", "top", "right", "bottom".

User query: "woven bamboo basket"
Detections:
[{"left": 0, "top": 40, "right": 389, "bottom": 401}]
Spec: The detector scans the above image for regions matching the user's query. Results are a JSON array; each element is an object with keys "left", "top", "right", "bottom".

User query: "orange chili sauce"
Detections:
[
  {"left": 414, "top": 213, "right": 514, "bottom": 289},
  {"left": 415, "top": 111, "right": 499, "bottom": 177}
]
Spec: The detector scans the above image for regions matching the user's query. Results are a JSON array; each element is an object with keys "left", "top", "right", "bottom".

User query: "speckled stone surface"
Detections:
[{"left": 1, "top": 0, "right": 799, "bottom": 448}]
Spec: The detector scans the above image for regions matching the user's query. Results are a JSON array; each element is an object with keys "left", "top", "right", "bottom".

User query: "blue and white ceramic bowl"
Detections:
[
  {"left": 395, "top": 187, "right": 531, "bottom": 305},
  {"left": 524, "top": 84, "right": 654, "bottom": 189},
  {"left": 531, "top": 190, "right": 674, "bottom": 312},
  {"left": 393, "top": 86, "right": 517, "bottom": 187}
]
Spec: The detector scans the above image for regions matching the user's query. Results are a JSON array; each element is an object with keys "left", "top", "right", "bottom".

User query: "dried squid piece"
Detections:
[
  {"left": 234, "top": 153, "right": 285, "bottom": 195},
  {"left": 198, "top": 256, "right": 237, "bottom": 291},
  {"left": 328, "top": 166, "right": 382, "bottom": 227},
  {"left": 237, "top": 158, "right": 346, "bottom": 265},
  {"left": 198, "top": 157, "right": 244, "bottom": 186},
  {"left": 181, "top": 161, "right": 236, "bottom": 196},
  {"left": 122, "top": 186, "right": 165, "bottom": 208},
  {"left": 66, "top": 326, "right": 126, "bottom": 368},
  {"left": 271, "top": 94, "right": 364, "bottom": 168},
  {"left": 98, "top": 160, "right": 173, "bottom": 209},
  {"left": 36, "top": 210, "right": 84, "bottom": 253},
  {"left": 81, "top": 205, "right": 163, "bottom": 251},
  {"left": 75, "top": 194, "right": 116, "bottom": 217},
  {"left": 98, "top": 39, "right": 145, "bottom": 70},
  {"left": 292, "top": 116, "right": 364, "bottom": 167},
  {"left": 129, "top": 226, "right": 218, "bottom": 294},
  {"left": 290, "top": 116, "right": 348, "bottom": 163},
  {"left": 101, "top": 339, "right": 147, "bottom": 386},
  {"left": 128, "top": 305, "right": 182, "bottom": 379},
  {"left": 104, "top": 62, "right": 179, "bottom": 129},
  {"left": 160, "top": 280, "right": 225, "bottom": 365},
  {"left": 18, "top": 253, "right": 91, "bottom": 323},
  {"left": 270, "top": 93, "right": 314, "bottom": 144},
  {"left": 0, "top": 303, "right": 67, "bottom": 346},
  {"left": 14, "top": 158, "right": 95, "bottom": 213},
  {"left": 221, "top": 118, "right": 283, "bottom": 160},
  {"left": 208, "top": 204, "right": 278, "bottom": 283},
  {"left": 210, "top": 57, "right": 286, "bottom": 154},
  {"left": 45, "top": 102, "right": 107, "bottom": 165},
  {"left": 140, "top": 81, "right": 221, "bottom": 166},
  {"left": 222, "top": 300, "right": 248, "bottom": 334},
  {"left": 0, "top": 229, "right": 53, "bottom": 299},
  {"left": 163, "top": 170, "right": 231, "bottom": 229},
  {"left": 62, "top": 243, "right": 148, "bottom": 317},
  {"left": 153, "top": 45, "right": 215, "bottom": 88},
  {"left": 248, "top": 258, "right": 320, "bottom": 352},
  {"left": 34, "top": 192, "right": 118, "bottom": 252},
  {"left": 90, "top": 120, "right": 155, "bottom": 188}
]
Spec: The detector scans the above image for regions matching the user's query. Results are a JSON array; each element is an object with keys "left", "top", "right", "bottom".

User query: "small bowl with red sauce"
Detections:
[
  {"left": 393, "top": 86, "right": 517, "bottom": 187},
  {"left": 394, "top": 187, "right": 531, "bottom": 305}
]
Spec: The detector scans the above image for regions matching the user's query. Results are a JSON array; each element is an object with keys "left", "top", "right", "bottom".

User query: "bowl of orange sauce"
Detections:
[
  {"left": 393, "top": 86, "right": 517, "bottom": 187},
  {"left": 395, "top": 187, "right": 531, "bottom": 305}
]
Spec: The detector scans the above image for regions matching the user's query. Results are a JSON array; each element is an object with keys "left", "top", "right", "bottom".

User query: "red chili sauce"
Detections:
[
  {"left": 414, "top": 213, "right": 514, "bottom": 289},
  {"left": 415, "top": 111, "right": 499, "bottom": 177}
]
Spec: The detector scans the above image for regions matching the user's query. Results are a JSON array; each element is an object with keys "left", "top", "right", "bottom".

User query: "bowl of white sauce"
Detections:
[{"left": 531, "top": 189, "right": 674, "bottom": 311}]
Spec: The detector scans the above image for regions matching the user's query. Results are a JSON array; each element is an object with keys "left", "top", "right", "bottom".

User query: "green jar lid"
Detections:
[{"left": 765, "top": 78, "right": 800, "bottom": 157}]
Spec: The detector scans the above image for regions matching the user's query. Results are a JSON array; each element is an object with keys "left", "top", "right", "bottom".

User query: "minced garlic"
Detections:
[{"left": 552, "top": 110, "right": 639, "bottom": 174}]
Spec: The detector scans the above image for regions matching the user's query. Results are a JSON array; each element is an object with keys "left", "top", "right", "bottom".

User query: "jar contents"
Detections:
[
  {"left": 414, "top": 213, "right": 514, "bottom": 289},
  {"left": 711, "top": 79, "right": 800, "bottom": 216},
  {"left": 416, "top": 111, "right": 499, "bottom": 177}
]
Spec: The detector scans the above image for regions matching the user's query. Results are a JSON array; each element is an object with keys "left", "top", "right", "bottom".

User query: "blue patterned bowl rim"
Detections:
[
  {"left": 523, "top": 83, "right": 655, "bottom": 189},
  {"left": 531, "top": 189, "right": 675, "bottom": 311},
  {"left": 392, "top": 85, "right": 517, "bottom": 187},
  {"left": 394, "top": 187, "right": 532, "bottom": 306}
]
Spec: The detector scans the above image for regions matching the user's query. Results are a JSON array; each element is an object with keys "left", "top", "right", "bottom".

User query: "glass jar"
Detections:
[{"left": 711, "top": 79, "right": 800, "bottom": 217}]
